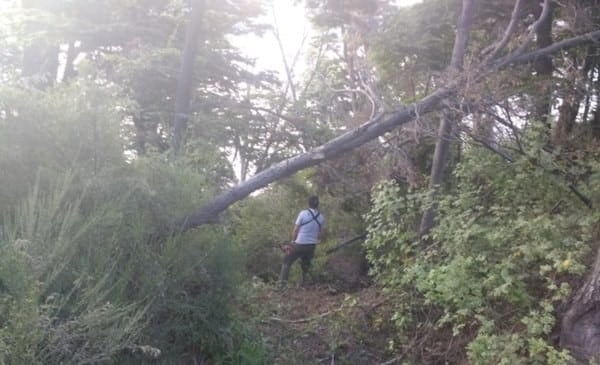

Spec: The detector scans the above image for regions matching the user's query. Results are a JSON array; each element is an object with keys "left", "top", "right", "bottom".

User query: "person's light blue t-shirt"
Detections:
[{"left": 295, "top": 208, "right": 325, "bottom": 244}]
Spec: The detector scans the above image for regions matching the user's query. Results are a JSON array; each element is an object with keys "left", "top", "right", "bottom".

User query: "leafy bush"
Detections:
[
  {"left": 364, "top": 142, "right": 600, "bottom": 363},
  {"left": 231, "top": 184, "right": 298, "bottom": 282}
]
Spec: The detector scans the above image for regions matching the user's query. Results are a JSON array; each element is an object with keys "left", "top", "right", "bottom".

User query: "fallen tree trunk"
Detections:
[
  {"left": 173, "top": 28, "right": 600, "bottom": 232},
  {"left": 176, "top": 86, "right": 451, "bottom": 231}
]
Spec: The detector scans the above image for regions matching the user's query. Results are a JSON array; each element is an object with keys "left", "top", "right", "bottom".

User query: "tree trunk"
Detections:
[
  {"left": 532, "top": 0, "right": 554, "bottom": 127},
  {"left": 593, "top": 105, "right": 600, "bottom": 140},
  {"left": 418, "top": 0, "right": 475, "bottom": 237},
  {"left": 555, "top": 93, "right": 580, "bottom": 142},
  {"left": 171, "top": 0, "right": 204, "bottom": 159},
  {"left": 560, "top": 248, "right": 600, "bottom": 363},
  {"left": 418, "top": 112, "right": 453, "bottom": 236}
]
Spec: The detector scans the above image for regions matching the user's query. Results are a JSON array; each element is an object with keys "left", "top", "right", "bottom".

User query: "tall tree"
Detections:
[
  {"left": 418, "top": 0, "right": 475, "bottom": 237},
  {"left": 171, "top": 0, "right": 204, "bottom": 158}
]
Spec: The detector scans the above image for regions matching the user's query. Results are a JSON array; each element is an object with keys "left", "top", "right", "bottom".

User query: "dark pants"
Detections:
[{"left": 279, "top": 244, "right": 316, "bottom": 285}]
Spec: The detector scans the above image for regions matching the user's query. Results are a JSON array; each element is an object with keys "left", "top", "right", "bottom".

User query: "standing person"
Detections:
[{"left": 278, "top": 195, "right": 325, "bottom": 289}]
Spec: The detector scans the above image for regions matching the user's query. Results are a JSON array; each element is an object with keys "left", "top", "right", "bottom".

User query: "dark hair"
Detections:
[{"left": 308, "top": 195, "right": 319, "bottom": 209}]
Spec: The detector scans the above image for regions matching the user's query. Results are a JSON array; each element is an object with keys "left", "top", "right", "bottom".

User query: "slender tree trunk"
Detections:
[
  {"left": 62, "top": 42, "right": 79, "bottom": 82},
  {"left": 588, "top": 54, "right": 600, "bottom": 139},
  {"left": 418, "top": 0, "right": 475, "bottom": 237},
  {"left": 555, "top": 92, "right": 580, "bottom": 142},
  {"left": 533, "top": 0, "right": 554, "bottom": 127},
  {"left": 593, "top": 104, "right": 600, "bottom": 140},
  {"left": 171, "top": 0, "right": 204, "bottom": 159},
  {"left": 418, "top": 112, "right": 453, "bottom": 236}
]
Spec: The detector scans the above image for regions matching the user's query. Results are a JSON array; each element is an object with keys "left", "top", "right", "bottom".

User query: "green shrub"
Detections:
[
  {"left": 364, "top": 142, "right": 600, "bottom": 363},
  {"left": 0, "top": 162, "right": 259, "bottom": 363}
]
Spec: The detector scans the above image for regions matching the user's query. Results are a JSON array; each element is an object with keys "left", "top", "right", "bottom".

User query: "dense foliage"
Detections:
[
  {"left": 365, "top": 138, "right": 600, "bottom": 363},
  {"left": 0, "top": 80, "right": 268, "bottom": 363},
  {"left": 1, "top": 0, "right": 600, "bottom": 363}
]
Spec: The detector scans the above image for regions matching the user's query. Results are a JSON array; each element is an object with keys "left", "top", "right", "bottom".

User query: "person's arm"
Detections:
[{"left": 291, "top": 225, "right": 299, "bottom": 243}]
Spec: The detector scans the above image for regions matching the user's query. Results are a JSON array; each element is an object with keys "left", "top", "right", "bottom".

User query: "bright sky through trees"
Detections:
[{"left": 235, "top": 0, "right": 423, "bottom": 77}]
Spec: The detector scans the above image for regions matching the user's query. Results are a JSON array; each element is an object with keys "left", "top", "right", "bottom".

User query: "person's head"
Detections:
[{"left": 308, "top": 195, "right": 319, "bottom": 209}]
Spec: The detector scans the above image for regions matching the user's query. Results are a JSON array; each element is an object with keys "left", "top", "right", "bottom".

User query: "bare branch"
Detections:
[
  {"left": 300, "top": 38, "right": 326, "bottom": 97},
  {"left": 512, "top": 0, "right": 553, "bottom": 58},
  {"left": 271, "top": 6, "right": 302, "bottom": 103},
  {"left": 486, "top": 0, "right": 524, "bottom": 60},
  {"left": 496, "top": 29, "right": 600, "bottom": 67},
  {"left": 462, "top": 126, "right": 515, "bottom": 162},
  {"left": 246, "top": 105, "right": 305, "bottom": 130},
  {"left": 329, "top": 87, "right": 377, "bottom": 120}
]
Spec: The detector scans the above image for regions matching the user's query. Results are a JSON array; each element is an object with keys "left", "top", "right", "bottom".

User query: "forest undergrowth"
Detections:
[{"left": 234, "top": 277, "right": 395, "bottom": 365}]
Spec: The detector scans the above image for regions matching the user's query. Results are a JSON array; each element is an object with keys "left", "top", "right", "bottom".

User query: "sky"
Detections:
[
  {"left": 0, "top": 0, "right": 423, "bottom": 79},
  {"left": 234, "top": 0, "right": 424, "bottom": 77},
  {"left": 232, "top": 1, "right": 313, "bottom": 76}
]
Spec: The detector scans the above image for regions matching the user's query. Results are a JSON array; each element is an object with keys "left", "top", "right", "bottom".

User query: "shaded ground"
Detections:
[{"left": 237, "top": 280, "right": 397, "bottom": 365}]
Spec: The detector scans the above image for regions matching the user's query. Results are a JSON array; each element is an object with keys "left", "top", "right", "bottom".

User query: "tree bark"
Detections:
[
  {"left": 561, "top": 249, "right": 600, "bottom": 363},
  {"left": 418, "top": 0, "right": 475, "bottom": 237},
  {"left": 532, "top": 0, "right": 554, "bottom": 127},
  {"left": 555, "top": 90, "right": 580, "bottom": 143},
  {"left": 593, "top": 105, "right": 600, "bottom": 140},
  {"left": 171, "top": 0, "right": 204, "bottom": 159},
  {"left": 418, "top": 112, "right": 454, "bottom": 237}
]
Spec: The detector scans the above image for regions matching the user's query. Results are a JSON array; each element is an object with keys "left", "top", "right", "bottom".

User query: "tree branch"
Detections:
[
  {"left": 497, "top": 30, "right": 600, "bottom": 67},
  {"left": 486, "top": 0, "right": 524, "bottom": 60},
  {"left": 511, "top": 0, "right": 553, "bottom": 58},
  {"left": 272, "top": 7, "right": 298, "bottom": 103}
]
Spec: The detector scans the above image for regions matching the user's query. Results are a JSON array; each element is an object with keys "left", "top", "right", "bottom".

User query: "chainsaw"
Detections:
[
  {"left": 278, "top": 240, "right": 293, "bottom": 255},
  {"left": 277, "top": 233, "right": 367, "bottom": 256}
]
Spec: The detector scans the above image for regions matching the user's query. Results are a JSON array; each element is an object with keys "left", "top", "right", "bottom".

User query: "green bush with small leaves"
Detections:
[{"left": 365, "top": 140, "right": 600, "bottom": 363}]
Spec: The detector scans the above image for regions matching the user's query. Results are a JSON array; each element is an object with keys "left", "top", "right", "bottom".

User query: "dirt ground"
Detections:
[{"left": 238, "top": 280, "right": 396, "bottom": 365}]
